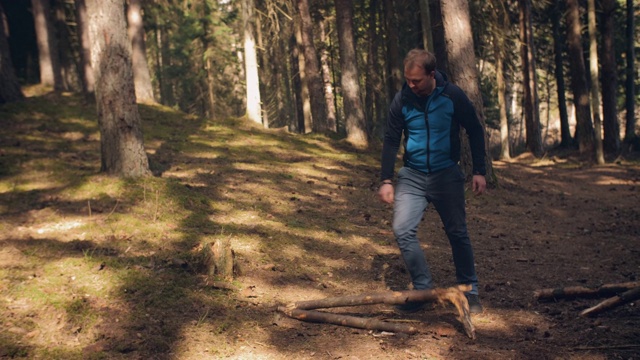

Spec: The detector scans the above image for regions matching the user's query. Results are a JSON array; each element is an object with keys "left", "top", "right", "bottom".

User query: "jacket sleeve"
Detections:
[
  {"left": 380, "top": 91, "right": 405, "bottom": 181},
  {"left": 455, "top": 89, "right": 487, "bottom": 176}
]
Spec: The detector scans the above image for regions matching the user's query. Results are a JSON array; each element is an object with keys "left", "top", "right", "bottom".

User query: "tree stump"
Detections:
[{"left": 203, "top": 238, "right": 237, "bottom": 280}]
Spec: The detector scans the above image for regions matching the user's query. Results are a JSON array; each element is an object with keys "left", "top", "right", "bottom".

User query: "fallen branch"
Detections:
[
  {"left": 533, "top": 281, "right": 640, "bottom": 301},
  {"left": 278, "top": 285, "right": 475, "bottom": 339},
  {"left": 580, "top": 286, "right": 640, "bottom": 317},
  {"left": 276, "top": 307, "right": 420, "bottom": 334}
]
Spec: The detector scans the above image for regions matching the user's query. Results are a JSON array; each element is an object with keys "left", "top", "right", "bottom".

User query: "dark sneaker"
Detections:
[
  {"left": 465, "top": 294, "right": 483, "bottom": 314},
  {"left": 394, "top": 301, "right": 426, "bottom": 314}
]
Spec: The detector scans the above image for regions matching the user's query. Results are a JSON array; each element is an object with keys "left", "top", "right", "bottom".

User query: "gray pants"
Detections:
[{"left": 393, "top": 165, "right": 479, "bottom": 294}]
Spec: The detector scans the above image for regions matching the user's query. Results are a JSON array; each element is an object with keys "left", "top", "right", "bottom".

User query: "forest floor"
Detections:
[{"left": 1, "top": 88, "right": 639, "bottom": 360}]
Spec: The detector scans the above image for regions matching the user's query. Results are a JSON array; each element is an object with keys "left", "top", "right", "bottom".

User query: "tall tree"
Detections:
[
  {"left": 551, "top": 0, "right": 572, "bottom": 147},
  {"left": 364, "top": 0, "right": 385, "bottom": 138},
  {"left": 31, "top": 0, "right": 62, "bottom": 89},
  {"left": 296, "top": 0, "right": 328, "bottom": 133},
  {"left": 75, "top": 0, "right": 94, "bottom": 95},
  {"left": 566, "top": 0, "right": 595, "bottom": 154},
  {"left": 318, "top": 12, "right": 337, "bottom": 132},
  {"left": 623, "top": 0, "right": 636, "bottom": 143},
  {"left": 293, "top": 13, "right": 312, "bottom": 133},
  {"left": 242, "top": 0, "right": 262, "bottom": 125},
  {"left": 382, "top": 0, "right": 402, "bottom": 97},
  {"left": 127, "top": 0, "right": 155, "bottom": 103},
  {"left": 587, "top": 0, "right": 604, "bottom": 163},
  {"left": 53, "top": 0, "right": 81, "bottom": 92},
  {"left": 86, "top": 0, "right": 150, "bottom": 177},
  {"left": 518, "top": 0, "right": 543, "bottom": 157},
  {"left": 418, "top": 0, "right": 434, "bottom": 52},
  {"left": 0, "top": 2, "right": 24, "bottom": 103},
  {"left": 440, "top": 0, "right": 494, "bottom": 181},
  {"left": 335, "top": 0, "right": 368, "bottom": 147},
  {"left": 600, "top": 0, "right": 620, "bottom": 153},
  {"left": 489, "top": 0, "right": 511, "bottom": 160}
]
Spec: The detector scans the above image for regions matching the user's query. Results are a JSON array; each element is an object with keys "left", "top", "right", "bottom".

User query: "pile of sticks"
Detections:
[
  {"left": 277, "top": 285, "right": 476, "bottom": 339},
  {"left": 533, "top": 281, "right": 640, "bottom": 317}
]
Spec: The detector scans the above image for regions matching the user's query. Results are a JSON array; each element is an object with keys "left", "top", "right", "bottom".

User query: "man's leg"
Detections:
[
  {"left": 428, "top": 165, "right": 479, "bottom": 295},
  {"left": 393, "top": 167, "right": 432, "bottom": 291}
]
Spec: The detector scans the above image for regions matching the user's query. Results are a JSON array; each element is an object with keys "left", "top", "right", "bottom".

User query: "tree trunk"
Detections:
[
  {"left": 31, "top": 0, "right": 62, "bottom": 90},
  {"left": 86, "top": 0, "right": 151, "bottom": 177},
  {"left": 494, "top": 29, "right": 510, "bottom": 160},
  {"left": 382, "top": 0, "right": 403, "bottom": 98},
  {"left": 534, "top": 281, "right": 640, "bottom": 300},
  {"left": 587, "top": 0, "right": 604, "bottom": 164},
  {"left": 296, "top": 0, "right": 328, "bottom": 133},
  {"left": 293, "top": 15, "right": 312, "bottom": 133},
  {"left": 335, "top": 0, "right": 368, "bottom": 148},
  {"left": 242, "top": 0, "right": 262, "bottom": 125},
  {"left": 318, "top": 17, "right": 337, "bottom": 132},
  {"left": 74, "top": 0, "right": 95, "bottom": 96},
  {"left": 580, "top": 287, "right": 640, "bottom": 317},
  {"left": 418, "top": 0, "right": 434, "bottom": 52},
  {"left": 439, "top": 0, "right": 494, "bottom": 181},
  {"left": 518, "top": 0, "right": 543, "bottom": 157},
  {"left": 623, "top": 0, "right": 636, "bottom": 142},
  {"left": 364, "top": 0, "right": 385, "bottom": 138},
  {"left": 53, "top": 0, "right": 81, "bottom": 92},
  {"left": 600, "top": 0, "right": 620, "bottom": 153},
  {"left": 566, "top": 0, "right": 595, "bottom": 154},
  {"left": 430, "top": 0, "right": 448, "bottom": 75},
  {"left": 127, "top": 0, "right": 155, "bottom": 103},
  {"left": 551, "top": 1, "right": 571, "bottom": 148},
  {"left": 0, "top": 3, "right": 24, "bottom": 103}
]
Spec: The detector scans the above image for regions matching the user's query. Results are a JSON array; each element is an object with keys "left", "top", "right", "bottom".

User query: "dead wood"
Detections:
[
  {"left": 579, "top": 286, "right": 640, "bottom": 317},
  {"left": 278, "top": 285, "right": 475, "bottom": 339},
  {"left": 203, "top": 238, "right": 237, "bottom": 280},
  {"left": 533, "top": 281, "right": 640, "bottom": 301},
  {"left": 276, "top": 307, "right": 420, "bottom": 334}
]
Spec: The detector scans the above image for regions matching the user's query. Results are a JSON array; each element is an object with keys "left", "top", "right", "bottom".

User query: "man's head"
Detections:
[{"left": 403, "top": 49, "right": 437, "bottom": 97}]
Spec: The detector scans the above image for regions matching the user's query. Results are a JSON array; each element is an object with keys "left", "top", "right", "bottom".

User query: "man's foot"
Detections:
[
  {"left": 465, "top": 294, "right": 483, "bottom": 314},
  {"left": 394, "top": 301, "right": 426, "bottom": 314}
]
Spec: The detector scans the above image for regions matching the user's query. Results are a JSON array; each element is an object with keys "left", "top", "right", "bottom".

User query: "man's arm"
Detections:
[{"left": 379, "top": 92, "right": 405, "bottom": 204}]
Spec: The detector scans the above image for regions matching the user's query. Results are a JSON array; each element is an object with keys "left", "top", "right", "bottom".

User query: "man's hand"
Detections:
[
  {"left": 378, "top": 183, "right": 394, "bottom": 204},
  {"left": 472, "top": 175, "right": 486, "bottom": 196}
]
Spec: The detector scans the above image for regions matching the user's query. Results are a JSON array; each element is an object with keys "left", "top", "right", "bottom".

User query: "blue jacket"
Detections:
[{"left": 380, "top": 71, "right": 486, "bottom": 181}]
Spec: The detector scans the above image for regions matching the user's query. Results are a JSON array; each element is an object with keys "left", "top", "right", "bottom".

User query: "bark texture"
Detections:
[
  {"left": 335, "top": 0, "right": 368, "bottom": 147},
  {"left": 566, "top": 0, "right": 595, "bottom": 153},
  {"left": 439, "top": 0, "right": 493, "bottom": 181},
  {"left": 600, "top": 0, "right": 620, "bottom": 153},
  {"left": 127, "top": 0, "right": 155, "bottom": 103},
  {"left": 87, "top": 0, "right": 151, "bottom": 177}
]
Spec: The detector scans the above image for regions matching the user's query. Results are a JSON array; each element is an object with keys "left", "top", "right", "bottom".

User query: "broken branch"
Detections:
[
  {"left": 534, "top": 281, "right": 640, "bottom": 301},
  {"left": 579, "top": 286, "right": 640, "bottom": 317}
]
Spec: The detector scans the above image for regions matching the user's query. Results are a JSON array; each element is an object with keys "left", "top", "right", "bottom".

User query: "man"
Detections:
[{"left": 378, "top": 49, "right": 486, "bottom": 314}]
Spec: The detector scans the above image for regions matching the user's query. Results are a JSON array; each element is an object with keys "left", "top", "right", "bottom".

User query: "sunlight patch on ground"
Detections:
[{"left": 33, "top": 220, "right": 85, "bottom": 235}]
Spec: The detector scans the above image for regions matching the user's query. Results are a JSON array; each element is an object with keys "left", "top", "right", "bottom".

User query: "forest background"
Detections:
[{"left": 0, "top": 0, "right": 640, "bottom": 359}]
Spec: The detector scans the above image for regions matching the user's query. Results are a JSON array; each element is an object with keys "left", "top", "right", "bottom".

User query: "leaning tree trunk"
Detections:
[
  {"left": 296, "top": 0, "right": 328, "bottom": 133},
  {"left": 623, "top": 0, "right": 636, "bottom": 142},
  {"left": 566, "top": 0, "right": 595, "bottom": 154},
  {"left": 518, "top": 0, "right": 543, "bottom": 157},
  {"left": 86, "top": 0, "right": 151, "bottom": 177},
  {"left": 0, "top": 3, "right": 24, "bottom": 103},
  {"left": 127, "top": 0, "right": 155, "bottom": 103},
  {"left": 31, "top": 0, "right": 62, "bottom": 90},
  {"left": 551, "top": 1, "right": 571, "bottom": 148},
  {"left": 600, "top": 0, "right": 620, "bottom": 153},
  {"left": 335, "top": 0, "right": 368, "bottom": 148},
  {"left": 439, "top": 0, "right": 494, "bottom": 182}
]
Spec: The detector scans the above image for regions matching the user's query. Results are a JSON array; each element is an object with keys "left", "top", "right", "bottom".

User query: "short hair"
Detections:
[{"left": 403, "top": 49, "right": 437, "bottom": 74}]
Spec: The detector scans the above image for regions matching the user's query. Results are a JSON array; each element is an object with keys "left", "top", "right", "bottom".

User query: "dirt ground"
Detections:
[
  {"left": 1, "top": 92, "right": 640, "bottom": 359},
  {"left": 231, "top": 156, "right": 640, "bottom": 360}
]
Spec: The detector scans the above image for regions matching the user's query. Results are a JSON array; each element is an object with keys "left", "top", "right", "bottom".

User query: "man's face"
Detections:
[{"left": 404, "top": 65, "right": 435, "bottom": 97}]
